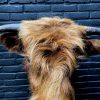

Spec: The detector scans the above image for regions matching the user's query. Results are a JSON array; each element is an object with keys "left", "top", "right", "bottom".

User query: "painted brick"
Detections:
[
  {"left": 0, "top": 5, "right": 23, "bottom": 13},
  {"left": 16, "top": 72, "right": 27, "bottom": 79},
  {"left": 0, "top": 59, "right": 18, "bottom": 66},
  {"left": 0, "top": 93, "right": 5, "bottom": 99},
  {"left": 3, "top": 86, "right": 29, "bottom": 93},
  {"left": 15, "top": 58, "right": 24, "bottom": 65},
  {"left": 0, "top": 52, "right": 9, "bottom": 59},
  {"left": 0, "top": 87, "right": 5, "bottom": 92},
  {"left": 78, "top": 62, "right": 100, "bottom": 69},
  {"left": 90, "top": 55, "right": 100, "bottom": 61},
  {"left": 24, "top": 5, "right": 51, "bottom": 12},
  {"left": 0, "top": 0, "right": 7, "bottom": 3},
  {"left": 78, "top": 4, "right": 100, "bottom": 11},
  {"left": 0, "top": 73, "right": 16, "bottom": 79},
  {"left": 0, "top": 45, "right": 8, "bottom": 52},
  {"left": 8, "top": 53, "right": 23, "bottom": 58},
  {"left": 76, "top": 93, "right": 100, "bottom": 99},
  {"left": 37, "top": 12, "right": 64, "bottom": 18},
  {"left": 0, "top": 13, "right": 9, "bottom": 21},
  {"left": 90, "top": 11, "right": 100, "bottom": 19},
  {"left": 64, "top": 12, "right": 89, "bottom": 20},
  {"left": 51, "top": 4, "right": 77, "bottom": 12},
  {"left": 91, "top": 0, "right": 100, "bottom": 3},
  {"left": 37, "top": 0, "right": 45, "bottom": 3},
  {"left": 0, "top": 0, "right": 100, "bottom": 100},
  {"left": 46, "top": 0, "right": 63, "bottom": 3},
  {"left": 0, "top": 52, "right": 21, "bottom": 59},
  {"left": 10, "top": 13, "right": 37, "bottom": 21},
  {"left": 9, "top": 0, "right": 36, "bottom": 4},
  {"left": 4, "top": 79, "right": 28, "bottom": 86},
  {"left": 0, "top": 80, "right": 4, "bottom": 86},
  {"left": 0, "top": 58, "right": 22, "bottom": 67},
  {"left": 64, "top": 0, "right": 90, "bottom": 3},
  {"left": 0, "top": 65, "right": 24, "bottom": 73},
  {"left": 5, "top": 91, "right": 29, "bottom": 98},
  {"left": 7, "top": 97, "right": 29, "bottom": 100},
  {"left": 78, "top": 19, "right": 100, "bottom": 26}
]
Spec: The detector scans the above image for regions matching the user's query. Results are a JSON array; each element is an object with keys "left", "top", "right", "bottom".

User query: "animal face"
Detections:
[
  {"left": 0, "top": 17, "right": 100, "bottom": 100},
  {"left": 0, "top": 17, "right": 86, "bottom": 73},
  {"left": 19, "top": 17, "right": 85, "bottom": 74}
]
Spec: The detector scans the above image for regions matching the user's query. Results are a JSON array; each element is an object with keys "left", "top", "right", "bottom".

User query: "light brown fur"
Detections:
[
  {"left": 19, "top": 17, "right": 86, "bottom": 100},
  {"left": 1, "top": 17, "right": 100, "bottom": 100}
]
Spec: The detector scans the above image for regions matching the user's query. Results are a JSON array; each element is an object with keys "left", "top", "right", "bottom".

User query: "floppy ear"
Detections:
[
  {"left": 0, "top": 24, "right": 24, "bottom": 54},
  {"left": 80, "top": 26, "right": 100, "bottom": 56},
  {"left": 84, "top": 39, "right": 100, "bottom": 56}
]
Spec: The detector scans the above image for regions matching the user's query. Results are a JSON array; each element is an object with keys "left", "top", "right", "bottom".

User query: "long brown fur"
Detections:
[
  {"left": 19, "top": 17, "right": 86, "bottom": 100},
  {"left": 0, "top": 17, "right": 100, "bottom": 100}
]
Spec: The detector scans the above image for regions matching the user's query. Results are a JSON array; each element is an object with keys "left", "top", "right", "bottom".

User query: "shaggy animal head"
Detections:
[
  {"left": 0, "top": 17, "right": 86, "bottom": 74},
  {"left": 0, "top": 17, "right": 100, "bottom": 100},
  {"left": 20, "top": 17, "right": 86, "bottom": 75},
  {"left": 0, "top": 17, "right": 100, "bottom": 74}
]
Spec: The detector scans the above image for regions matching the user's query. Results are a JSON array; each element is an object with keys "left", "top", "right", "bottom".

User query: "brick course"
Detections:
[{"left": 0, "top": 0, "right": 100, "bottom": 100}]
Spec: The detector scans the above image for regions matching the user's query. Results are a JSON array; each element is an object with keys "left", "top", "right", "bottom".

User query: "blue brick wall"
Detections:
[{"left": 0, "top": 0, "right": 100, "bottom": 100}]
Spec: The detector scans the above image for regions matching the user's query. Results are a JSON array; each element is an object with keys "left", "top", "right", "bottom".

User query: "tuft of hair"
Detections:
[{"left": 19, "top": 17, "right": 86, "bottom": 100}]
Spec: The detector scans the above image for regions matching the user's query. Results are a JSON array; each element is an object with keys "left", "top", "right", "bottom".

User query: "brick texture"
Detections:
[
  {"left": 0, "top": 5, "right": 23, "bottom": 13},
  {"left": 24, "top": 5, "right": 51, "bottom": 12},
  {"left": 0, "top": 0, "right": 7, "bottom": 4},
  {"left": 0, "top": 0, "right": 100, "bottom": 100},
  {"left": 64, "top": 0, "right": 90, "bottom": 3},
  {"left": 9, "top": 0, "right": 36, "bottom": 4},
  {"left": 51, "top": 4, "right": 77, "bottom": 12}
]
